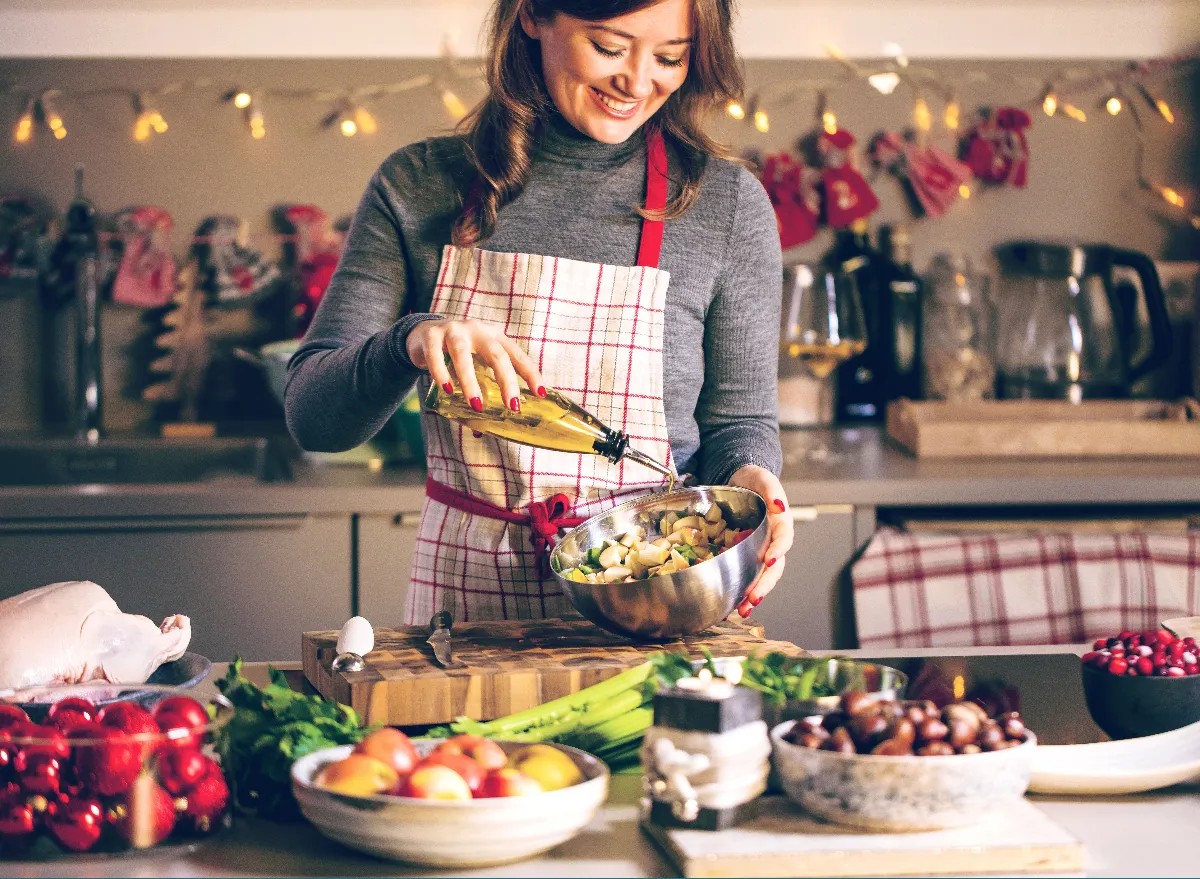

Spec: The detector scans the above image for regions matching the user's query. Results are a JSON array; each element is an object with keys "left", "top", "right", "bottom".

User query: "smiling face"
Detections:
[{"left": 521, "top": 0, "right": 693, "bottom": 144}]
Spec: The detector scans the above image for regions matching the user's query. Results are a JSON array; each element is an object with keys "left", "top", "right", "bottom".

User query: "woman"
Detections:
[{"left": 286, "top": 0, "right": 793, "bottom": 625}]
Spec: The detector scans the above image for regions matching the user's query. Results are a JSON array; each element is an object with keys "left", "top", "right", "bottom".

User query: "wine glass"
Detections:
[{"left": 780, "top": 265, "right": 868, "bottom": 462}]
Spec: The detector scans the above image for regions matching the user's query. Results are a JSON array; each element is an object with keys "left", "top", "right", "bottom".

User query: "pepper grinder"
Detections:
[{"left": 640, "top": 669, "right": 771, "bottom": 831}]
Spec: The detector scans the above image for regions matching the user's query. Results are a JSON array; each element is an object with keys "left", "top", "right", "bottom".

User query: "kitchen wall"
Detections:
[{"left": 0, "top": 57, "right": 1197, "bottom": 432}]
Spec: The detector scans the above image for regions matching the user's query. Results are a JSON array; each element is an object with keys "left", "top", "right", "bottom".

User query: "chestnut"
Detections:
[
  {"left": 916, "top": 717, "right": 949, "bottom": 743},
  {"left": 823, "top": 727, "right": 856, "bottom": 754},
  {"left": 798, "top": 733, "right": 829, "bottom": 749},
  {"left": 840, "top": 691, "right": 874, "bottom": 717},
  {"left": 872, "top": 737, "right": 913, "bottom": 756},
  {"left": 957, "top": 743, "right": 982, "bottom": 755},
  {"left": 849, "top": 712, "right": 890, "bottom": 750},
  {"left": 978, "top": 721, "right": 1006, "bottom": 751},
  {"left": 946, "top": 718, "right": 976, "bottom": 750},
  {"left": 888, "top": 717, "right": 916, "bottom": 746},
  {"left": 916, "top": 741, "right": 955, "bottom": 756}
]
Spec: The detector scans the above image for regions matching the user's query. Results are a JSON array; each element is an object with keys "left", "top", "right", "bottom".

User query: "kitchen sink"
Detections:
[{"left": 0, "top": 436, "right": 292, "bottom": 486}]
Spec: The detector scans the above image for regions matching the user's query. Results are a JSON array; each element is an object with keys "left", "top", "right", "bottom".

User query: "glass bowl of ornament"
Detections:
[{"left": 0, "top": 683, "right": 233, "bottom": 858}]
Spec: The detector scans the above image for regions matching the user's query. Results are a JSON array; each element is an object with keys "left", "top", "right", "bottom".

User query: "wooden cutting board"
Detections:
[
  {"left": 643, "top": 796, "right": 1085, "bottom": 878},
  {"left": 302, "top": 615, "right": 803, "bottom": 727}
]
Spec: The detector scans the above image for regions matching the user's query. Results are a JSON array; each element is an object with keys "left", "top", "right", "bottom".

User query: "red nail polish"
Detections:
[
  {"left": 773, "top": 499, "right": 786, "bottom": 513},
  {"left": 751, "top": 595, "right": 763, "bottom": 607},
  {"left": 738, "top": 607, "right": 750, "bottom": 618},
  {"left": 510, "top": 397, "right": 521, "bottom": 412},
  {"left": 442, "top": 382, "right": 453, "bottom": 394},
  {"left": 766, "top": 557, "right": 777, "bottom": 568},
  {"left": 537, "top": 386, "right": 547, "bottom": 397},
  {"left": 470, "top": 396, "right": 483, "bottom": 412}
]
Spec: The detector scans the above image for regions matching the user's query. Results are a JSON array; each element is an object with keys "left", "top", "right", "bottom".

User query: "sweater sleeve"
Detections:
[
  {"left": 695, "top": 166, "right": 784, "bottom": 485},
  {"left": 284, "top": 162, "right": 441, "bottom": 453}
]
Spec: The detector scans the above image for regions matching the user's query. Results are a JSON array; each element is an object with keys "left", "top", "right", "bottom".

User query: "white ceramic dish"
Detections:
[
  {"left": 1029, "top": 718, "right": 1200, "bottom": 795},
  {"left": 770, "top": 719, "right": 1037, "bottom": 832},
  {"left": 291, "top": 741, "right": 609, "bottom": 867}
]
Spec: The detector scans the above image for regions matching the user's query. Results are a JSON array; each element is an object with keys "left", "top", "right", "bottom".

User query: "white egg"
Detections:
[{"left": 336, "top": 616, "right": 374, "bottom": 657}]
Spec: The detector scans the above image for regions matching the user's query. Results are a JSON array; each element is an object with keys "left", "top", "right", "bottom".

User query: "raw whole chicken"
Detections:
[{"left": 0, "top": 581, "right": 191, "bottom": 692}]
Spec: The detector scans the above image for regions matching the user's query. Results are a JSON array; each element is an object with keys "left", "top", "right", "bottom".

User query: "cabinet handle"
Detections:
[
  {"left": 790, "top": 504, "right": 854, "bottom": 522},
  {"left": 392, "top": 512, "right": 423, "bottom": 527},
  {"left": 0, "top": 515, "right": 312, "bottom": 534}
]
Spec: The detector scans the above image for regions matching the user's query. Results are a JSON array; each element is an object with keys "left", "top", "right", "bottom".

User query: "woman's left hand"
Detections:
[{"left": 728, "top": 465, "right": 794, "bottom": 618}]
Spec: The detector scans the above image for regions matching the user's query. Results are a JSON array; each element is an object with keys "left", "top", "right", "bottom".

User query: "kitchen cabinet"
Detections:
[
  {"left": 2, "top": 0, "right": 1194, "bottom": 59},
  {"left": 356, "top": 510, "right": 423, "bottom": 628},
  {"left": 752, "top": 504, "right": 866, "bottom": 650},
  {"left": 0, "top": 513, "right": 352, "bottom": 662}
]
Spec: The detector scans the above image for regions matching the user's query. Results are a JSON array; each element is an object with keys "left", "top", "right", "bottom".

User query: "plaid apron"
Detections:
[{"left": 404, "top": 131, "right": 675, "bottom": 624}]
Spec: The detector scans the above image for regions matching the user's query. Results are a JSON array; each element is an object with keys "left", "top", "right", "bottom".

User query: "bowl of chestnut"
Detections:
[
  {"left": 1081, "top": 628, "right": 1200, "bottom": 740},
  {"left": 770, "top": 691, "right": 1036, "bottom": 832},
  {"left": 0, "top": 683, "right": 232, "bottom": 858}
]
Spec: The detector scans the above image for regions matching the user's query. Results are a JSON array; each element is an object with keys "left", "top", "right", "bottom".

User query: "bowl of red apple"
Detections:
[
  {"left": 0, "top": 683, "right": 232, "bottom": 858},
  {"left": 290, "top": 728, "right": 609, "bottom": 868}
]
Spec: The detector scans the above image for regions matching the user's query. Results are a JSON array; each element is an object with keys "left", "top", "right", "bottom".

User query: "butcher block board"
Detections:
[
  {"left": 643, "top": 796, "right": 1085, "bottom": 878},
  {"left": 887, "top": 397, "right": 1200, "bottom": 458},
  {"left": 302, "top": 615, "right": 803, "bottom": 727}
]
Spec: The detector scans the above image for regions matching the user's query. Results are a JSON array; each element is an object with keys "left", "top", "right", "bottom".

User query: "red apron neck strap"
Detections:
[{"left": 636, "top": 128, "right": 668, "bottom": 269}]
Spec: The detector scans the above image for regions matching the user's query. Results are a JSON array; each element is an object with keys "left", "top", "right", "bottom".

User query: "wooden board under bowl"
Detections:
[{"left": 302, "top": 615, "right": 803, "bottom": 727}]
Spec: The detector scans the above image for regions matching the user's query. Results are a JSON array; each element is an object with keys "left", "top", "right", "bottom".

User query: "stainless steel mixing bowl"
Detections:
[{"left": 550, "top": 486, "right": 768, "bottom": 641}]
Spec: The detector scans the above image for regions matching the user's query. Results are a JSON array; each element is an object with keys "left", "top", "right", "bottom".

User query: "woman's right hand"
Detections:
[{"left": 405, "top": 318, "right": 546, "bottom": 412}]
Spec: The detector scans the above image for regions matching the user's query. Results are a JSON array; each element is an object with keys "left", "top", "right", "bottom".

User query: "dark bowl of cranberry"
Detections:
[{"left": 1080, "top": 628, "right": 1200, "bottom": 740}]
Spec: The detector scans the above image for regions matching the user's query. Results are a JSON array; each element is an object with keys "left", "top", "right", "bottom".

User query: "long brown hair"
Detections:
[{"left": 452, "top": 0, "right": 743, "bottom": 247}]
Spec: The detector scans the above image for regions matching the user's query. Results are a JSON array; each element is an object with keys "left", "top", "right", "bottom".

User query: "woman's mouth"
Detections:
[{"left": 590, "top": 87, "right": 641, "bottom": 119}]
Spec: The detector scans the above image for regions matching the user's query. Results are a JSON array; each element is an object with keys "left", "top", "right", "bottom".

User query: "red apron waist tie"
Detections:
[{"left": 425, "top": 476, "right": 587, "bottom": 579}]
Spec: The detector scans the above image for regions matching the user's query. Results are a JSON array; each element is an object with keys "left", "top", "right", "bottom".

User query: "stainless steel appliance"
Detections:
[{"left": 994, "top": 242, "right": 1171, "bottom": 401}]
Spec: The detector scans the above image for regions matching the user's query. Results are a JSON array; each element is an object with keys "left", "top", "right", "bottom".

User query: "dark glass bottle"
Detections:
[
  {"left": 829, "top": 219, "right": 887, "bottom": 422},
  {"left": 876, "top": 224, "right": 924, "bottom": 404}
]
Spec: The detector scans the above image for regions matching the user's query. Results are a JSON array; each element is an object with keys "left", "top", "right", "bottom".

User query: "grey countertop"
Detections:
[{"left": 3, "top": 427, "right": 1200, "bottom": 520}]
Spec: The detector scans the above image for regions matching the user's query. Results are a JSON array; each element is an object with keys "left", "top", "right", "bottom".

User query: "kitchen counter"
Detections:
[
  {"left": 4, "top": 427, "right": 1200, "bottom": 519},
  {"left": 6, "top": 646, "right": 1200, "bottom": 879}
]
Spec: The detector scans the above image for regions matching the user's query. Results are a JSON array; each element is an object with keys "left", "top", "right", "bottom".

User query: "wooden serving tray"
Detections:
[
  {"left": 887, "top": 398, "right": 1200, "bottom": 458},
  {"left": 302, "top": 615, "right": 804, "bottom": 727}
]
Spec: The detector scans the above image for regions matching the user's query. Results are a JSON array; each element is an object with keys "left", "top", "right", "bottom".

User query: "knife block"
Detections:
[{"left": 302, "top": 615, "right": 804, "bottom": 727}]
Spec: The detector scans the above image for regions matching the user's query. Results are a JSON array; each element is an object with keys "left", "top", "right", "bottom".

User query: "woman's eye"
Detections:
[
  {"left": 591, "top": 42, "right": 624, "bottom": 58},
  {"left": 657, "top": 55, "right": 686, "bottom": 68}
]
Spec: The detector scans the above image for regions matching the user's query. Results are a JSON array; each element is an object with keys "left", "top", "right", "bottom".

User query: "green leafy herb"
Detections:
[
  {"left": 214, "top": 658, "right": 376, "bottom": 821},
  {"left": 739, "top": 652, "right": 839, "bottom": 707}
]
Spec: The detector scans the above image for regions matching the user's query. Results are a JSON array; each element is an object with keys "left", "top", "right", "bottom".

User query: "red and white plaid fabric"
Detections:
[
  {"left": 852, "top": 527, "right": 1200, "bottom": 648},
  {"left": 405, "top": 136, "right": 675, "bottom": 624}
]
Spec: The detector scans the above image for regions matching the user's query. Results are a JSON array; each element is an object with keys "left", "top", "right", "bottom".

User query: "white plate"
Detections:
[{"left": 1029, "top": 718, "right": 1200, "bottom": 795}]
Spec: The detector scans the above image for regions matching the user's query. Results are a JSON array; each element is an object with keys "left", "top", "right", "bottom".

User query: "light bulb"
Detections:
[
  {"left": 944, "top": 100, "right": 960, "bottom": 131},
  {"left": 149, "top": 110, "right": 168, "bottom": 133},
  {"left": 14, "top": 102, "right": 34, "bottom": 143},
  {"left": 53, "top": 126, "right": 66, "bottom": 140},
  {"left": 248, "top": 107, "right": 265, "bottom": 139},
  {"left": 1160, "top": 186, "right": 1185, "bottom": 208},
  {"left": 913, "top": 96, "right": 931, "bottom": 131},
  {"left": 340, "top": 117, "right": 357, "bottom": 137},
  {"left": 753, "top": 109, "right": 769, "bottom": 133},
  {"left": 1106, "top": 95, "right": 1122, "bottom": 115},
  {"left": 233, "top": 91, "right": 252, "bottom": 109},
  {"left": 353, "top": 106, "right": 377, "bottom": 135},
  {"left": 958, "top": 184, "right": 971, "bottom": 200},
  {"left": 1062, "top": 103, "right": 1086, "bottom": 123},
  {"left": 440, "top": 88, "right": 467, "bottom": 121},
  {"left": 726, "top": 100, "right": 745, "bottom": 120},
  {"left": 822, "top": 110, "right": 837, "bottom": 135},
  {"left": 1154, "top": 99, "right": 1175, "bottom": 124},
  {"left": 133, "top": 112, "right": 152, "bottom": 142},
  {"left": 1042, "top": 90, "right": 1058, "bottom": 117},
  {"left": 867, "top": 72, "right": 901, "bottom": 95}
]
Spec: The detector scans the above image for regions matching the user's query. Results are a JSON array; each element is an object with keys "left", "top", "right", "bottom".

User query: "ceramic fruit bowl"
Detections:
[
  {"left": 291, "top": 740, "right": 609, "bottom": 868},
  {"left": 551, "top": 486, "right": 768, "bottom": 640},
  {"left": 770, "top": 719, "right": 1036, "bottom": 832},
  {"left": 0, "top": 683, "right": 232, "bottom": 858},
  {"left": 1081, "top": 661, "right": 1200, "bottom": 740}
]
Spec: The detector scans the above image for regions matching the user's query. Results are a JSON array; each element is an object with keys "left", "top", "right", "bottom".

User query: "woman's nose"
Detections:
[{"left": 615, "top": 54, "right": 656, "bottom": 100}]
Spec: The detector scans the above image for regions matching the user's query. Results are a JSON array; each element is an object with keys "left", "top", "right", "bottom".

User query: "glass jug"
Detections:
[
  {"left": 922, "top": 253, "right": 997, "bottom": 403},
  {"left": 994, "top": 242, "right": 1172, "bottom": 402}
]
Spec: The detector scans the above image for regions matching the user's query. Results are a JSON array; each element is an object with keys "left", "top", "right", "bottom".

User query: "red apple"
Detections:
[
  {"left": 353, "top": 727, "right": 419, "bottom": 775},
  {"left": 478, "top": 767, "right": 543, "bottom": 798},
  {"left": 416, "top": 751, "right": 484, "bottom": 793},
  {"left": 436, "top": 734, "right": 508, "bottom": 771},
  {"left": 397, "top": 763, "right": 472, "bottom": 800},
  {"left": 153, "top": 697, "right": 209, "bottom": 752}
]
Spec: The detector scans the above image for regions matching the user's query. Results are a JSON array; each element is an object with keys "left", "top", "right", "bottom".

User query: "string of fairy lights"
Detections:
[
  {"left": 4, "top": 42, "right": 1198, "bottom": 228},
  {"left": 725, "top": 42, "right": 1200, "bottom": 229}
]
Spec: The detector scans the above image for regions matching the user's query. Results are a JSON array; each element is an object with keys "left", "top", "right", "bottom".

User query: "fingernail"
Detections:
[
  {"left": 767, "top": 557, "right": 777, "bottom": 568},
  {"left": 442, "top": 382, "right": 454, "bottom": 394},
  {"left": 537, "top": 386, "right": 547, "bottom": 397},
  {"left": 738, "top": 606, "right": 751, "bottom": 618},
  {"left": 470, "top": 396, "right": 483, "bottom": 412},
  {"left": 751, "top": 595, "right": 764, "bottom": 607},
  {"left": 773, "top": 499, "right": 786, "bottom": 513},
  {"left": 472, "top": 431, "right": 484, "bottom": 439},
  {"left": 510, "top": 396, "right": 521, "bottom": 412}
]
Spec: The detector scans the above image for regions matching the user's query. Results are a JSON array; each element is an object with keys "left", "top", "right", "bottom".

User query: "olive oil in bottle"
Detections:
[{"left": 424, "top": 359, "right": 675, "bottom": 489}]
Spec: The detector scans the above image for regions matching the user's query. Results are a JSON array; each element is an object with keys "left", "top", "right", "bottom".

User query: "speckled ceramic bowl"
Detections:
[{"left": 770, "top": 720, "right": 1037, "bottom": 832}]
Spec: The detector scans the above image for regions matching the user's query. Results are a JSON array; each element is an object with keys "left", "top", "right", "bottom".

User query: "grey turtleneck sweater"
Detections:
[{"left": 285, "top": 115, "right": 783, "bottom": 485}]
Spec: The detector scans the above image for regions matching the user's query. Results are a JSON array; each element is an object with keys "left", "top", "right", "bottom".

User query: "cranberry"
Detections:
[
  {"left": 73, "top": 726, "right": 145, "bottom": 796},
  {"left": 1136, "top": 645, "right": 1153, "bottom": 657},
  {"left": 1169, "top": 642, "right": 1186, "bottom": 660},
  {"left": 1187, "top": 663, "right": 1200, "bottom": 676},
  {"left": 1167, "top": 666, "right": 1187, "bottom": 677},
  {"left": 1126, "top": 666, "right": 1140, "bottom": 676},
  {"left": 153, "top": 697, "right": 209, "bottom": 752},
  {"left": 46, "top": 794, "right": 104, "bottom": 852},
  {"left": 1185, "top": 637, "right": 1198, "bottom": 649},
  {"left": 1093, "top": 639, "right": 1107, "bottom": 651},
  {"left": 1118, "top": 630, "right": 1134, "bottom": 641},
  {"left": 1107, "top": 657, "right": 1129, "bottom": 675},
  {"left": 1128, "top": 635, "right": 1142, "bottom": 649},
  {"left": 1136, "top": 656, "right": 1154, "bottom": 676},
  {"left": 1157, "top": 629, "right": 1178, "bottom": 645},
  {"left": 1184, "top": 652, "right": 1197, "bottom": 665}
]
